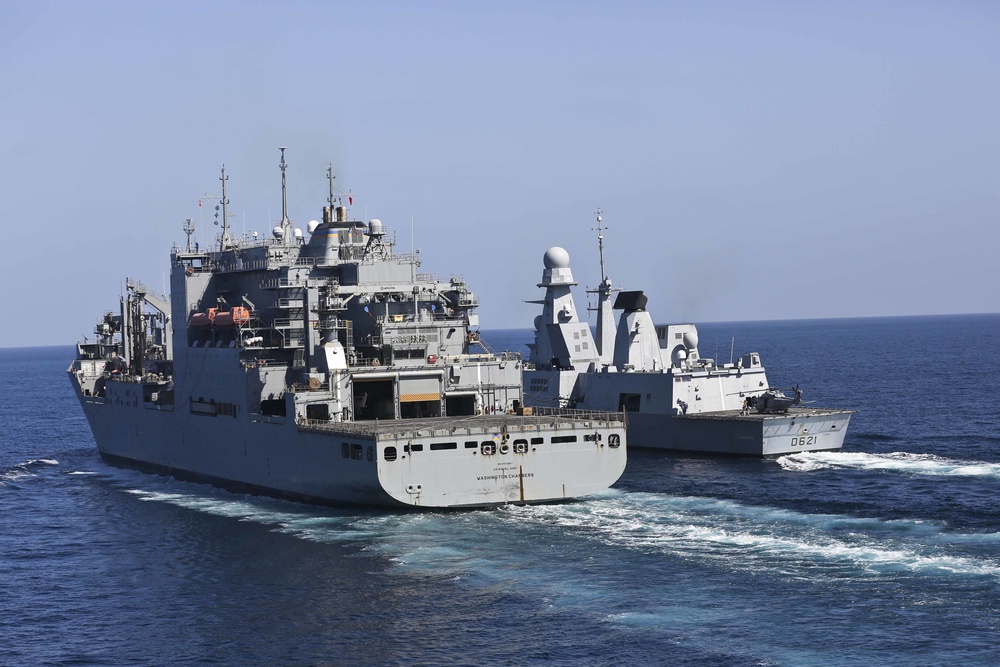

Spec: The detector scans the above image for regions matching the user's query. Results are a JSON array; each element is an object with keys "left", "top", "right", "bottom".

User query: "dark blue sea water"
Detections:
[{"left": 3, "top": 314, "right": 1000, "bottom": 666}]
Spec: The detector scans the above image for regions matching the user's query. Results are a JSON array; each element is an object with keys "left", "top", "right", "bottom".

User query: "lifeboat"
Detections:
[
  {"left": 189, "top": 308, "right": 217, "bottom": 328},
  {"left": 214, "top": 306, "right": 251, "bottom": 327}
]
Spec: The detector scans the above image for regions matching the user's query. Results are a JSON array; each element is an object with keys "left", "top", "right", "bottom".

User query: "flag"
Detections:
[
  {"left": 199, "top": 199, "right": 202, "bottom": 207},
  {"left": 349, "top": 195, "right": 353, "bottom": 205}
]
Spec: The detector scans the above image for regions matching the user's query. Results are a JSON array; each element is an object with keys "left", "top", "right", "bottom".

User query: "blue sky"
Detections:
[{"left": 2, "top": 1, "right": 998, "bottom": 348}]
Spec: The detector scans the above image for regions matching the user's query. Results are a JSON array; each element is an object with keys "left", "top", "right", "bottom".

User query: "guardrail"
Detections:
[{"left": 297, "top": 407, "right": 625, "bottom": 438}]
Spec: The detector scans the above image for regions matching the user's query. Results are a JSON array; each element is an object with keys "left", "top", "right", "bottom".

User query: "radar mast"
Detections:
[
  {"left": 279, "top": 146, "right": 292, "bottom": 245},
  {"left": 586, "top": 208, "right": 619, "bottom": 366},
  {"left": 327, "top": 163, "right": 336, "bottom": 208},
  {"left": 183, "top": 218, "right": 195, "bottom": 252},
  {"left": 595, "top": 209, "right": 608, "bottom": 284},
  {"left": 218, "top": 165, "right": 231, "bottom": 251}
]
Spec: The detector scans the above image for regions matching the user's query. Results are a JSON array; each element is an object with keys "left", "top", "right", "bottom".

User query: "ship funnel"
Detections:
[{"left": 336, "top": 206, "right": 348, "bottom": 222}]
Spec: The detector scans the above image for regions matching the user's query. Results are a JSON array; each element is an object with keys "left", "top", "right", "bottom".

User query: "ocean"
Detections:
[{"left": 2, "top": 314, "right": 999, "bottom": 666}]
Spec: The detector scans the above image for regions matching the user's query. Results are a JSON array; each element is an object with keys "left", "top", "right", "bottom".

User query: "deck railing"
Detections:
[{"left": 296, "top": 407, "right": 625, "bottom": 438}]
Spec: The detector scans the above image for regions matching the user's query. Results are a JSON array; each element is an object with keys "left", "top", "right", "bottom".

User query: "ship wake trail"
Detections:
[
  {"left": 123, "top": 488, "right": 390, "bottom": 541},
  {"left": 778, "top": 451, "right": 1000, "bottom": 480},
  {"left": 120, "top": 480, "right": 1000, "bottom": 581},
  {"left": 88, "top": 473, "right": 1000, "bottom": 597},
  {"left": 0, "top": 458, "right": 59, "bottom": 486},
  {"left": 517, "top": 491, "right": 1000, "bottom": 580}
]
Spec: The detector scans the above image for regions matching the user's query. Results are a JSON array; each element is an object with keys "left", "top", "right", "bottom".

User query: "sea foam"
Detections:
[{"left": 777, "top": 451, "right": 1000, "bottom": 479}]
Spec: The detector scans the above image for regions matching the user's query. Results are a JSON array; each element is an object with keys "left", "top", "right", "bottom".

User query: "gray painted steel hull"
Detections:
[
  {"left": 73, "top": 380, "right": 626, "bottom": 508},
  {"left": 625, "top": 408, "right": 853, "bottom": 457}
]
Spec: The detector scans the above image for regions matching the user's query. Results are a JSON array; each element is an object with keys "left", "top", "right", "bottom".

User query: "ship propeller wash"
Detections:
[
  {"left": 522, "top": 213, "right": 853, "bottom": 457},
  {"left": 68, "top": 151, "right": 626, "bottom": 508}
]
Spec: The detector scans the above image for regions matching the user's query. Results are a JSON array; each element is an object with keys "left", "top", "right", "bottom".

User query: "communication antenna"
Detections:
[
  {"left": 279, "top": 146, "right": 291, "bottom": 243},
  {"left": 327, "top": 163, "right": 336, "bottom": 208},
  {"left": 216, "top": 164, "right": 231, "bottom": 251},
  {"left": 586, "top": 207, "right": 618, "bottom": 316},
  {"left": 586, "top": 208, "right": 619, "bottom": 364},
  {"left": 183, "top": 218, "right": 195, "bottom": 252},
  {"left": 593, "top": 208, "right": 608, "bottom": 283}
]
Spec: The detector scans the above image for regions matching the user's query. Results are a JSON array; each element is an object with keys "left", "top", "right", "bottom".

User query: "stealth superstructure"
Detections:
[{"left": 522, "top": 217, "right": 852, "bottom": 456}]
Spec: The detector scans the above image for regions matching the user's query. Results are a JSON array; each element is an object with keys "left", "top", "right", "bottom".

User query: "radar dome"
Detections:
[
  {"left": 307, "top": 219, "right": 320, "bottom": 234},
  {"left": 683, "top": 331, "right": 699, "bottom": 350},
  {"left": 272, "top": 226, "right": 284, "bottom": 240},
  {"left": 543, "top": 246, "right": 570, "bottom": 269}
]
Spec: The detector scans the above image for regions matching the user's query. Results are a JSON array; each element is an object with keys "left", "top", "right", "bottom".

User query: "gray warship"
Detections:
[
  {"left": 522, "top": 215, "right": 853, "bottom": 457},
  {"left": 67, "top": 151, "right": 626, "bottom": 508}
]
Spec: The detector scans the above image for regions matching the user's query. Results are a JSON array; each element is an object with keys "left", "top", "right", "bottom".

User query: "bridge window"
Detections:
[{"left": 307, "top": 403, "right": 330, "bottom": 421}]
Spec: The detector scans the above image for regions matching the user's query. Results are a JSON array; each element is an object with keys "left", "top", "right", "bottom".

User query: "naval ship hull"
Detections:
[
  {"left": 527, "top": 370, "right": 853, "bottom": 457},
  {"left": 624, "top": 407, "right": 853, "bottom": 457},
  {"left": 72, "top": 378, "right": 625, "bottom": 508}
]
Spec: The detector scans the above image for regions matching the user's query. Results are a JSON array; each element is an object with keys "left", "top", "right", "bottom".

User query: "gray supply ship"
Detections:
[
  {"left": 68, "top": 151, "right": 625, "bottom": 508},
  {"left": 522, "top": 215, "right": 853, "bottom": 457}
]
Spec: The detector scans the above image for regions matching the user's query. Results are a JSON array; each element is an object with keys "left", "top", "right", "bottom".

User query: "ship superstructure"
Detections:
[
  {"left": 68, "top": 152, "right": 625, "bottom": 507},
  {"left": 522, "top": 216, "right": 853, "bottom": 457}
]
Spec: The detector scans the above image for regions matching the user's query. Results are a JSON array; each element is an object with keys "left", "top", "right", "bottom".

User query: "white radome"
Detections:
[{"left": 543, "top": 246, "right": 570, "bottom": 269}]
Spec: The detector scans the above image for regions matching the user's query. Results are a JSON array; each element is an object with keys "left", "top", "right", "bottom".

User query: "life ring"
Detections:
[
  {"left": 499, "top": 443, "right": 510, "bottom": 455},
  {"left": 185, "top": 266, "right": 194, "bottom": 276}
]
